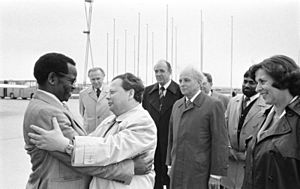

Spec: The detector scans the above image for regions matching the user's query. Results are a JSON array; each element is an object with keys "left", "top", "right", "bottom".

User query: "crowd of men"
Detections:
[{"left": 24, "top": 52, "right": 300, "bottom": 189}]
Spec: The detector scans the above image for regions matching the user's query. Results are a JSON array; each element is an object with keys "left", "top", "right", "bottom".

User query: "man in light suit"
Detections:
[
  {"left": 23, "top": 53, "right": 147, "bottom": 189},
  {"left": 202, "top": 72, "right": 229, "bottom": 111},
  {"left": 142, "top": 60, "right": 183, "bottom": 189},
  {"left": 225, "top": 69, "right": 269, "bottom": 189},
  {"left": 166, "top": 66, "right": 228, "bottom": 189},
  {"left": 79, "top": 67, "right": 112, "bottom": 134}
]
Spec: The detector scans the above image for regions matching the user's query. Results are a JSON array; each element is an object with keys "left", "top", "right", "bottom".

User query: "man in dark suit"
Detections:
[{"left": 142, "top": 59, "right": 183, "bottom": 189}]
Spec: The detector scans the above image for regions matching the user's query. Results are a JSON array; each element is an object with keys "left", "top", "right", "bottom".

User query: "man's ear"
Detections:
[
  {"left": 128, "top": 89, "right": 135, "bottom": 100},
  {"left": 47, "top": 72, "right": 57, "bottom": 86}
]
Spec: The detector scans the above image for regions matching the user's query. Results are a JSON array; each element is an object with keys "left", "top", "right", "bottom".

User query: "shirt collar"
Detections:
[
  {"left": 93, "top": 86, "right": 103, "bottom": 92},
  {"left": 186, "top": 90, "right": 201, "bottom": 103},
  {"left": 37, "top": 89, "right": 64, "bottom": 106},
  {"left": 207, "top": 90, "right": 212, "bottom": 96},
  {"left": 245, "top": 93, "right": 259, "bottom": 103},
  {"left": 159, "top": 80, "right": 171, "bottom": 90}
]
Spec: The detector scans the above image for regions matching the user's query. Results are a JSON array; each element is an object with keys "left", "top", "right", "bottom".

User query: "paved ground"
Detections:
[{"left": 0, "top": 98, "right": 81, "bottom": 189}]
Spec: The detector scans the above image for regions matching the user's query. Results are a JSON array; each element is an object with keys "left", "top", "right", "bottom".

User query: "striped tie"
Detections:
[{"left": 159, "top": 86, "right": 165, "bottom": 100}]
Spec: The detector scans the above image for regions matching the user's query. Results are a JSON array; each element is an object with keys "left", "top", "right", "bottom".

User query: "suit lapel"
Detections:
[
  {"left": 160, "top": 81, "right": 180, "bottom": 114},
  {"left": 34, "top": 90, "right": 87, "bottom": 135},
  {"left": 97, "top": 86, "right": 109, "bottom": 102},
  {"left": 148, "top": 84, "right": 161, "bottom": 112},
  {"left": 87, "top": 87, "right": 98, "bottom": 101}
]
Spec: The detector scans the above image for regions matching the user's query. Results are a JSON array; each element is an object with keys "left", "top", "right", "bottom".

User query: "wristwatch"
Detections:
[{"left": 65, "top": 139, "right": 74, "bottom": 155}]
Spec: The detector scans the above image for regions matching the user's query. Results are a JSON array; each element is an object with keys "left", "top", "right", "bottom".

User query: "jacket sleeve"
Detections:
[
  {"left": 166, "top": 105, "right": 175, "bottom": 166},
  {"left": 50, "top": 151, "right": 134, "bottom": 185},
  {"left": 79, "top": 92, "right": 85, "bottom": 118},
  {"left": 72, "top": 112, "right": 157, "bottom": 166},
  {"left": 209, "top": 100, "right": 229, "bottom": 176}
]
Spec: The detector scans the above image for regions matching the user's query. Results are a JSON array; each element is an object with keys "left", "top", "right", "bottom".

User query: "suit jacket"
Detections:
[
  {"left": 211, "top": 90, "right": 230, "bottom": 111},
  {"left": 79, "top": 85, "right": 112, "bottom": 134},
  {"left": 142, "top": 80, "right": 183, "bottom": 185},
  {"left": 166, "top": 93, "right": 228, "bottom": 189},
  {"left": 225, "top": 94, "right": 269, "bottom": 151},
  {"left": 23, "top": 90, "right": 134, "bottom": 189}
]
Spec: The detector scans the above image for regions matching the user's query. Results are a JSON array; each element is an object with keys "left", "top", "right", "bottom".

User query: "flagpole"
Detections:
[
  {"left": 124, "top": 30, "right": 127, "bottom": 72},
  {"left": 137, "top": 13, "right": 141, "bottom": 77},
  {"left": 113, "top": 18, "right": 116, "bottom": 78},
  {"left": 230, "top": 16, "right": 234, "bottom": 95},
  {"left": 166, "top": 5, "right": 169, "bottom": 61},
  {"left": 106, "top": 33, "right": 109, "bottom": 83},
  {"left": 146, "top": 24, "right": 149, "bottom": 85},
  {"left": 200, "top": 10, "right": 203, "bottom": 72},
  {"left": 152, "top": 32, "right": 154, "bottom": 83}
]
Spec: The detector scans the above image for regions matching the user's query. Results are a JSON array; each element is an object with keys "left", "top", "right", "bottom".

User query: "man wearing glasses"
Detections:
[{"left": 23, "top": 53, "right": 149, "bottom": 189}]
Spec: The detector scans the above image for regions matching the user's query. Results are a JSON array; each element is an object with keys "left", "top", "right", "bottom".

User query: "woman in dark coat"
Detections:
[{"left": 242, "top": 55, "right": 300, "bottom": 189}]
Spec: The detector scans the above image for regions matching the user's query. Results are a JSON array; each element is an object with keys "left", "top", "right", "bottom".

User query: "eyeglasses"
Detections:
[{"left": 56, "top": 72, "right": 77, "bottom": 86}]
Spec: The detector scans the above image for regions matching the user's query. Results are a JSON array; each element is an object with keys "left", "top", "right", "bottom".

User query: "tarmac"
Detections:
[{"left": 0, "top": 98, "right": 81, "bottom": 189}]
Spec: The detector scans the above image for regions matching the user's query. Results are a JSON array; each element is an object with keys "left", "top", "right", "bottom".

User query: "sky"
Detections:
[{"left": 0, "top": 0, "right": 299, "bottom": 88}]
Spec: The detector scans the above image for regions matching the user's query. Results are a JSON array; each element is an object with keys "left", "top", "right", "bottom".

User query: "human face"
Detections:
[
  {"left": 56, "top": 63, "right": 77, "bottom": 102},
  {"left": 242, "top": 76, "right": 257, "bottom": 97},
  {"left": 179, "top": 71, "right": 201, "bottom": 99},
  {"left": 255, "top": 69, "right": 283, "bottom": 105},
  {"left": 89, "top": 69, "right": 104, "bottom": 89},
  {"left": 106, "top": 78, "right": 131, "bottom": 116},
  {"left": 202, "top": 76, "right": 211, "bottom": 94},
  {"left": 154, "top": 61, "right": 171, "bottom": 85}
]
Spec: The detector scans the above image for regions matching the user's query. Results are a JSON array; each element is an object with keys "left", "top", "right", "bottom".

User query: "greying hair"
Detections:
[
  {"left": 88, "top": 67, "right": 105, "bottom": 76},
  {"left": 181, "top": 66, "right": 205, "bottom": 85}
]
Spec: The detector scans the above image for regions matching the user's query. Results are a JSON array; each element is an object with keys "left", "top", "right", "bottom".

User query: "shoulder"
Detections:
[
  {"left": 144, "top": 83, "right": 158, "bottom": 96},
  {"left": 173, "top": 97, "right": 185, "bottom": 108},
  {"left": 80, "top": 87, "right": 92, "bottom": 95}
]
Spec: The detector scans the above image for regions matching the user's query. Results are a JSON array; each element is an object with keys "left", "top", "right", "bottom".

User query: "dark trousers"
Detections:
[{"left": 154, "top": 145, "right": 170, "bottom": 189}]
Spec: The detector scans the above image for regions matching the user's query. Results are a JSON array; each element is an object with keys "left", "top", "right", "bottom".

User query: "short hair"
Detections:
[
  {"left": 243, "top": 69, "right": 255, "bottom": 81},
  {"left": 88, "top": 67, "right": 105, "bottom": 76},
  {"left": 156, "top": 59, "right": 172, "bottom": 73},
  {"left": 34, "top": 52, "right": 76, "bottom": 85},
  {"left": 250, "top": 55, "right": 300, "bottom": 96},
  {"left": 203, "top": 72, "right": 212, "bottom": 84},
  {"left": 112, "top": 73, "right": 144, "bottom": 103},
  {"left": 181, "top": 66, "right": 205, "bottom": 85}
]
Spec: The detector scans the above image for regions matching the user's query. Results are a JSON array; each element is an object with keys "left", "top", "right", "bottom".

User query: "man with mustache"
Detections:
[{"left": 225, "top": 69, "right": 269, "bottom": 189}]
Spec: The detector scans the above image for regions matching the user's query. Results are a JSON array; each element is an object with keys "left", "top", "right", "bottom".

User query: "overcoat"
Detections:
[
  {"left": 242, "top": 97, "right": 300, "bottom": 189},
  {"left": 142, "top": 80, "right": 183, "bottom": 187},
  {"left": 79, "top": 85, "right": 112, "bottom": 134},
  {"left": 225, "top": 94, "right": 268, "bottom": 188},
  {"left": 166, "top": 92, "right": 228, "bottom": 189}
]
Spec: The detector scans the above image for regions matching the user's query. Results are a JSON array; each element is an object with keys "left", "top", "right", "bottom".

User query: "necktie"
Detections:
[
  {"left": 159, "top": 87, "right": 165, "bottom": 111},
  {"left": 96, "top": 88, "right": 101, "bottom": 98},
  {"left": 103, "top": 118, "right": 117, "bottom": 137},
  {"left": 159, "top": 86, "right": 165, "bottom": 100},
  {"left": 185, "top": 99, "right": 192, "bottom": 108},
  {"left": 243, "top": 96, "right": 250, "bottom": 110}
]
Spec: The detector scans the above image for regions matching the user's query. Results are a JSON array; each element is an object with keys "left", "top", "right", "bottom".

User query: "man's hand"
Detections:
[
  {"left": 133, "top": 152, "right": 153, "bottom": 175},
  {"left": 28, "top": 117, "right": 69, "bottom": 152},
  {"left": 167, "top": 166, "right": 171, "bottom": 176}
]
